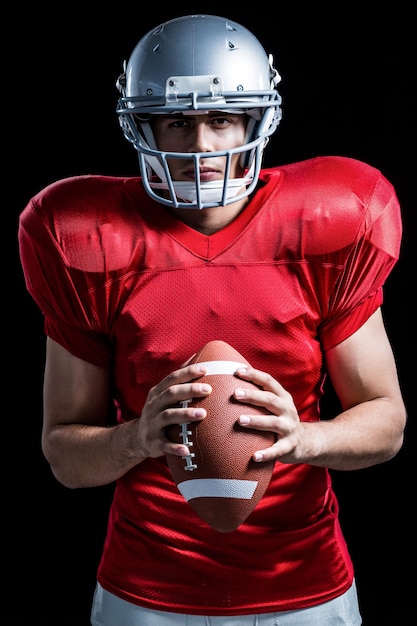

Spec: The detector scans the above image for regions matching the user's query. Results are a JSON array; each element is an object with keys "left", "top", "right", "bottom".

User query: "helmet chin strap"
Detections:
[{"left": 150, "top": 175, "right": 253, "bottom": 208}]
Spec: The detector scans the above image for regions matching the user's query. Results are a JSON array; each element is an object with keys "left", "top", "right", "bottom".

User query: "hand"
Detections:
[
  {"left": 131, "top": 363, "right": 212, "bottom": 460},
  {"left": 233, "top": 366, "right": 304, "bottom": 464}
]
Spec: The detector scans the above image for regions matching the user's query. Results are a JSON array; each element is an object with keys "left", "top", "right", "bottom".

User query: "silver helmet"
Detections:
[{"left": 116, "top": 15, "right": 282, "bottom": 209}]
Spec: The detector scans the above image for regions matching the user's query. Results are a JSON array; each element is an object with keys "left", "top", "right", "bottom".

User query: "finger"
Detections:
[
  {"left": 233, "top": 385, "right": 288, "bottom": 414},
  {"left": 161, "top": 380, "right": 212, "bottom": 410},
  {"left": 252, "top": 435, "right": 297, "bottom": 462},
  {"left": 238, "top": 412, "right": 294, "bottom": 433},
  {"left": 154, "top": 363, "right": 209, "bottom": 396},
  {"left": 235, "top": 366, "right": 288, "bottom": 395},
  {"left": 162, "top": 405, "right": 207, "bottom": 457}
]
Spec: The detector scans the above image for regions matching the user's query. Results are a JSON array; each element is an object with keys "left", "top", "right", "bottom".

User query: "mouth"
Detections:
[{"left": 183, "top": 166, "right": 222, "bottom": 183}]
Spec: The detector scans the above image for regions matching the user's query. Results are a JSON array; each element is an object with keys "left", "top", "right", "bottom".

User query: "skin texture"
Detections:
[
  {"left": 151, "top": 112, "right": 250, "bottom": 233},
  {"left": 41, "top": 113, "right": 406, "bottom": 489}
]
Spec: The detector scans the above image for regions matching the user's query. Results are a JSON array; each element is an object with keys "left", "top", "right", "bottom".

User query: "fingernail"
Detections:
[
  {"left": 235, "top": 388, "right": 246, "bottom": 397},
  {"left": 239, "top": 415, "right": 250, "bottom": 424}
]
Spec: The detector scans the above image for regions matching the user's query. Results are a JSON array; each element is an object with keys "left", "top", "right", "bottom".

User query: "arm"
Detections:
[
  {"left": 42, "top": 337, "right": 211, "bottom": 489},
  {"left": 236, "top": 307, "right": 406, "bottom": 470},
  {"left": 317, "top": 307, "right": 406, "bottom": 469}
]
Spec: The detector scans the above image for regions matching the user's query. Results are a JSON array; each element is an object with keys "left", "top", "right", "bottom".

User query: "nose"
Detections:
[{"left": 187, "top": 121, "right": 214, "bottom": 153}]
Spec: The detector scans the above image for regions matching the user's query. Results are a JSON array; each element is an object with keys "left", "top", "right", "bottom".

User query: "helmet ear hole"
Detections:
[
  {"left": 259, "top": 107, "right": 277, "bottom": 135},
  {"left": 240, "top": 117, "right": 258, "bottom": 168},
  {"left": 239, "top": 107, "right": 277, "bottom": 169}
]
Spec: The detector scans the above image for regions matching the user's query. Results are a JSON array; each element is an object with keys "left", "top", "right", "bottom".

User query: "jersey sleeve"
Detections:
[
  {"left": 317, "top": 160, "right": 402, "bottom": 350},
  {"left": 18, "top": 178, "right": 119, "bottom": 369}
]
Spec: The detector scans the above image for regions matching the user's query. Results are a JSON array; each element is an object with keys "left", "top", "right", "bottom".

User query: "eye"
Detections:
[
  {"left": 170, "top": 119, "right": 190, "bottom": 128},
  {"left": 210, "top": 117, "right": 230, "bottom": 126}
]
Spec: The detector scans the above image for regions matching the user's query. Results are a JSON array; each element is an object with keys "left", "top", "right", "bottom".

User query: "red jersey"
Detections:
[{"left": 19, "top": 156, "right": 402, "bottom": 615}]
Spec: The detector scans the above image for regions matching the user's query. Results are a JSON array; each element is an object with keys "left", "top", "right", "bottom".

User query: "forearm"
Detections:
[
  {"left": 42, "top": 420, "right": 146, "bottom": 489},
  {"left": 304, "top": 397, "right": 406, "bottom": 471},
  {"left": 310, "top": 309, "right": 407, "bottom": 471}
]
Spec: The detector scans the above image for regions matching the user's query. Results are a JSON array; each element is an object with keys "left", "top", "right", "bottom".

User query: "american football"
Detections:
[{"left": 166, "top": 340, "right": 276, "bottom": 533}]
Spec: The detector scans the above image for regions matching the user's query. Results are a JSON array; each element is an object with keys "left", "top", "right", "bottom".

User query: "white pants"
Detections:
[{"left": 91, "top": 579, "right": 362, "bottom": 625}]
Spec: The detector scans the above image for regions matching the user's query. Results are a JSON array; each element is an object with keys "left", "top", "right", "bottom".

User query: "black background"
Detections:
[{"left": 9, "top": 3, "right": 415, "bottom": 625}]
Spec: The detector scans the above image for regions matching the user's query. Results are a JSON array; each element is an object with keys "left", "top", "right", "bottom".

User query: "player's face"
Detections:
[{"left": 151, "top": 112, "right": 247, "bottom": 184}]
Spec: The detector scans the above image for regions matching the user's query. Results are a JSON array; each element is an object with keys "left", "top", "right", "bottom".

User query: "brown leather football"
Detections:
[{"left": 166, "top": 340, "right": 276, "bottom": 532}]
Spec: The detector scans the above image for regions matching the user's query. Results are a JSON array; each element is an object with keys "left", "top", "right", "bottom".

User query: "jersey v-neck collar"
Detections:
[
  {"left": 153, "top": 188, "right": 268, "bottom": 260},
  {"left": 170, "top": 204, "right": 261, "bottom": 258},
  {"left": 126, "top": 173, "right": 280, "bottom": 260}
]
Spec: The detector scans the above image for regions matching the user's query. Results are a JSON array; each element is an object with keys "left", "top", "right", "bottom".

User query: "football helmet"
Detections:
[{"left": 116, "top": 15, "right": 282, "bottom": 209}]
